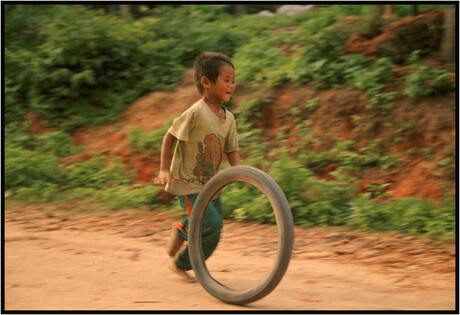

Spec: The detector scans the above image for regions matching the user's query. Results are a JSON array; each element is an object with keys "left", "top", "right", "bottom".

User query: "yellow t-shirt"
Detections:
[{"left": 165, "top": 98, "right": 239, "bottom": 195}]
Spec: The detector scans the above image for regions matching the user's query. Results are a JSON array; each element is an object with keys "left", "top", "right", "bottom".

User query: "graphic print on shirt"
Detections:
[{"left": 193, "top": 134, "right": 224, "bottom": 184}]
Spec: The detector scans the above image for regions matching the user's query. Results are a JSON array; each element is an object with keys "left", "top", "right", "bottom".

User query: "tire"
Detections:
[{"left": 188, "top": 165, "right": 294, "bottom": 305}]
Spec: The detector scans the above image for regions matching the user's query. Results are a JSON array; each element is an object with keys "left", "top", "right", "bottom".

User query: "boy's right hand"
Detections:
[{"left": 153, "top": 169, "right": 181, "bottom": 186}]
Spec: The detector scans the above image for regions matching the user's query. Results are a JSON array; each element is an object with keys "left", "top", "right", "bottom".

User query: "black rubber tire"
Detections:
[{"left": 188, "top": 165, "right": 294, "bottom": 305}]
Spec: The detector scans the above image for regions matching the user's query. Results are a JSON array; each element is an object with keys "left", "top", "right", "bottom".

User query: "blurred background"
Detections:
[{"left": 4, "top": 4, "right": 456, "bottom": 240}]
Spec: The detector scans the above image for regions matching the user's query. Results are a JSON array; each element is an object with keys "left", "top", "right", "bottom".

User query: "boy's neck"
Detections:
[{"left": 203, "top": 96, "right": 222, "bottom": 111}]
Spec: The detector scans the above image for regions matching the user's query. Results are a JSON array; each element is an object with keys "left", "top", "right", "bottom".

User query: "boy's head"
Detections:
[{"left": 194, "top": 52, "right": 234, "bottom": 95}]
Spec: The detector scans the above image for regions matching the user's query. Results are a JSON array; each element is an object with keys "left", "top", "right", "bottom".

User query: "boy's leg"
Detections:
[
  {"left": 166, "top": 222, "right": 184, "bottom": 258},
  {"left": 174, "top": 194, "right": 223, "bottom": 271}
]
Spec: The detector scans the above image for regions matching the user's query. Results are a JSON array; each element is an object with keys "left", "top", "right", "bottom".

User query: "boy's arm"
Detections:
[
  {"left": 153, "top": 132, "right": 180, "bottom": 185},
  {"left": 226, "top": 151, "right": 241, "bottom": 166}
]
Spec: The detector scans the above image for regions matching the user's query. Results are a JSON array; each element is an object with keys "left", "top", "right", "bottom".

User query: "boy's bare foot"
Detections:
[
  {"left": 166, "top": 223, "right": 184, "bottom": 258},
  {"left": 169, "top": 261, "right": 196, "bottom": 283}
]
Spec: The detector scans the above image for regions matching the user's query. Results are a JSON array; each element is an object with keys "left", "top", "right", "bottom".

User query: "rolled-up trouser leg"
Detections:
[{"left": 175, "top": 194, "right": 222, "bottom": 271}]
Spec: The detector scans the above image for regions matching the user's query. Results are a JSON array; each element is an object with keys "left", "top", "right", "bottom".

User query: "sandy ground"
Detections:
[{"left": 4, "top": 201, "right": 456, "bottom": 311}]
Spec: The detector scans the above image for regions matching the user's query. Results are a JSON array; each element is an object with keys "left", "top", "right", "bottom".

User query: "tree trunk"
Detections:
[
  {"left": 440, "top": 5, "right": 456, "bottom": 63},
  {"left": 119, "top": 5, "right": 130, "bottom": 18},
  {"left": 373, "top": 5, "right": 384, "bottom": 23},
  {"left": 233, "top": 5, "right": 247, "bottom": 16}
]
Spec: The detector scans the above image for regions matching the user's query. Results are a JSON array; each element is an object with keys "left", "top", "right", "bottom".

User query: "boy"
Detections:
[{"left": 154, "top": 52, "right": 241, "bottom": 282}]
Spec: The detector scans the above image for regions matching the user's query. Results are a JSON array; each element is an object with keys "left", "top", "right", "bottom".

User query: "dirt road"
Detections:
[{"left": 4, "top": 201, "right": 455, "bottom": 311}]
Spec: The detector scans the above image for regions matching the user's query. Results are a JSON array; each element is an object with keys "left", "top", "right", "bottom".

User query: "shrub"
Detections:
[
  {"left": 5, "top": 122, "right": 36, "bottom": 150},
  {"left": 4, "top": 4, "right": 54, "bottom": 50},
  {"left": 426, "top": 197, "right": 455, "bottom": 239},
  {"left": 352, "top": 57, "right": 394, "bottom": 92},
  {"left": 232, "top": 36, "right": 290, "bottom": 86},
  {"left": 403, "top": 51, "right": 455, "bottom": 100},
  {"left": 349, "top": 195, "right": 454, "bottom": 238},
  {"left": 128, "top": 120, "right": 172, "bottom": 154},
  {"left": 289, "top": 25, "right": 355, "bottom": 88},
  {"left": 99, "top": 185, "right": 161, "bottom": 209},
  {"left": 65, "top": 155, "right": 133, "bottom": 189},
  {"left": 222, "top": 184, "right": 274, "bottom": 223},
  {"left": 4, "top": 49, "right": 36, "bottom": 124},
  {"left": 146, "top": 6, "right": 242, "bottom": 67},
  {"left": 5, "top": 146, "right": 64, "bottom": 190},
  {"left": 23, "top": 6, "right": 184, "bottom": 131},
  {"left": 36, "top": 131, "right": 83, "bottom": 157},
  {"left": 14, "top": 183, "right": 60, "bottom": 202}
]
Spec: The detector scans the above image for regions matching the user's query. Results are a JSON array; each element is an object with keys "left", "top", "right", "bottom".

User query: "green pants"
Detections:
[{"left": 175, "top": 194, "right": 223, "bottom": 271}]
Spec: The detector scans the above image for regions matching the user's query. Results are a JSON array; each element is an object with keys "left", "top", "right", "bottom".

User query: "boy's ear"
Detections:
[{"left": 201, "top": 76, "right": 211, "bottom": 90}]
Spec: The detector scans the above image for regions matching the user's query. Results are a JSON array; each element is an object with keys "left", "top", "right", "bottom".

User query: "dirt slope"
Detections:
[
  {"left": 26, "top": 57, "right": 455, "bottom": 200},
  {"left": 4, "top": 201, "right": 455, "bottom": 311}
]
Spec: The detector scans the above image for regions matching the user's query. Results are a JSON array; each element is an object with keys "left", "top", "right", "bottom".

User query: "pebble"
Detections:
[
  {"left": 5, "top": 235, "right": 42, "bottom": 242},
  {"left": 335, "top": 249, "right": 354, "bottom": 255},
  {"left": 23, "top": 225, "right": 41, "bottom": 229},
  {"left": 40, "top": 225, "right": 61, "bottom": 231},
  {"left": 303, "top": 252, "right": 331, "bottom": 259},
  {"left": 125, "top": 227, "right": 156, "bottom": 238}
]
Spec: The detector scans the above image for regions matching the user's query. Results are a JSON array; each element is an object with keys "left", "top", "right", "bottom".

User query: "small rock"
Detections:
[
  {"left": 374, "top": 244, "right": 386, "bottom": 250},
  {"left": 41, "top": 225, "right": 61, "bottom": 231},
  {"left": 258, "top": 10, "right": 276, "bottom": 17},
  {"left": 277, "top": 5, "right": 314, "bottom": 16},
  {"left": 335, "top": 249, "right": 354, "bottom": 255},
  {"left": 130, "top": 251, "right": 140, "bottom": 261},
  {"left": 303, "top": 252, "right": 331, "bottom": 259},
  {"left": 125, "top": 227, "right": 155, "bottom": 238},
  {"left": 5, "top": 235, "right": 42, "bottom": 242},
  {"left": 408, "top": 250, "right": 424, "bottom": 255},
  {"left": 325, "top": 232, "right": 342, "bottom": 241},
  {"left": 355, "top": 250, "right": 381, "bottom": 259},
  {"left": 24, "top": 225, "right": 41, "bottom": 229}
]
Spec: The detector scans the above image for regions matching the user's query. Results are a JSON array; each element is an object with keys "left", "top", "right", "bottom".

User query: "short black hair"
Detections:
[{"left": 194, "top": 52, "right": 234, "bottom": 95}]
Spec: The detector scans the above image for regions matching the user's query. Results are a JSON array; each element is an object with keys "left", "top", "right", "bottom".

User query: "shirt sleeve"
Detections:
[
  {"left": 224, "top": 117, "right": 239, "bottom": 153},
  {"left": 167, "top": 109, "right": 195, "bottom": 141}
]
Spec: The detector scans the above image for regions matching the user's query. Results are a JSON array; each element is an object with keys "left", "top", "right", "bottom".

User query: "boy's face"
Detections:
[{"left": 208, "top": 63, "right": 235, "bottom": 103}]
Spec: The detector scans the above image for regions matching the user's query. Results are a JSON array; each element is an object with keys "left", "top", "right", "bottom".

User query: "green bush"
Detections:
[
  {"left": 61, "top": 187, "right": 101, "bottom": 200},
  {"left": 349, "top": 195, "right": 455, "bottom": 238},
  {"left": 352, "top": 57, "right": 394, "bottom": 92},
  {"left": 404, "top": 66, "right": 455, "bottom": 100},
  {"left": 232, "top": 36, "right": 290, "bottom": 86},
  {"left": 4, "top": 5, "right": 55, "bottom": 50},
  {"left": 5, "top": 146, "right": 64, "bottom": 191},
  {"left": 289, "top": 25, "right": 355, "bottom": 88},
  {"left": 14, "top": 183, "right": 61, "bottom": 203},
  {"left": 403, "top": 51, "right": 455, "bottom": 100},
  {"left": 65, "top": 155, "right": 133, "bottom": 189},
  {"left": 4, "top": 49, "right": 36, "bottom": 124},
  {"left": 222, "top": 183, "right": 274, "bottom": 223},
  {"left": 128, "top": 120, "right": 173, "bottom": 154},
  {"left": 99, "top": 185, "right": 161, "bottom": 209},
  {"left": 393, "top": 5, "right": 446, "bottom": 18},
  {"left": 5, "top": 122, "right": 36, "bottom": 150},
  {"left": 26, "top": 6, "right": 184, "bottom": 131},
  {"left": 425, "top": 197, "right": 455, "bottom": 239},
  {"left": 37, "top": 131, "right": 83, "bottom": 157},
  {"left": 146, "top": 6, "right": 242, "bottom": 67}
]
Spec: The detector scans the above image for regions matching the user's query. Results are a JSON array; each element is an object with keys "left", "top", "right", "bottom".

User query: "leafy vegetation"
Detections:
[
  {"left": 402, "top": 50, "right": 455, "bottom": 100},
  {"left": 128, "top": 120, "right": 173, "bottom": 154},
  {"left": 5, "top": 4, "right": 455, "bottom": 239}
]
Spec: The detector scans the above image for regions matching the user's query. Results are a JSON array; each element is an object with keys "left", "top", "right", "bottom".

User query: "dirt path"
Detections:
[{"left": 4, "top": 201, "right": 455, "bottom": 311}]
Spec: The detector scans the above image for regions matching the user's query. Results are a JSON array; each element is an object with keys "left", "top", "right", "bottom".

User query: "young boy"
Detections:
[{"left": 153, "top": 52, "right": 241, "bottom": 282}]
